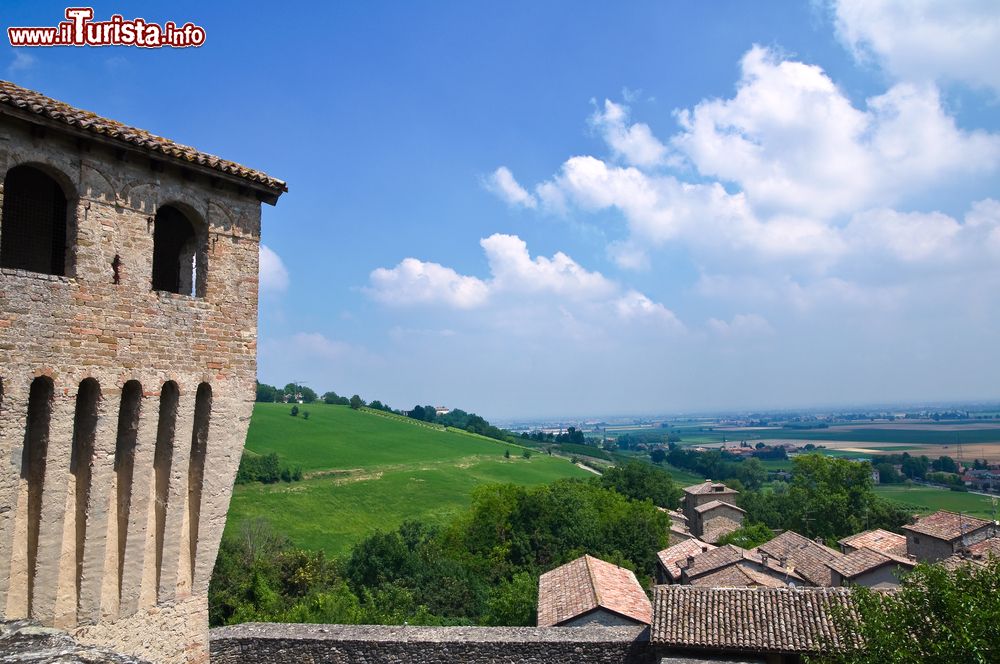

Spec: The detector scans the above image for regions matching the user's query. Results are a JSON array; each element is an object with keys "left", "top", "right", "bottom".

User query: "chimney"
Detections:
[
  {"left": 760, "top": 552, "right": 769, "bottom": 566},
  {"left": 686, "top": 555, "right": 696, "bottom": 568},
  {"left": 815, "top": 537, "right": 823, "bottom": 545},
  {"left": 779, "top": 556, "right": 787, "bottom": 567}
]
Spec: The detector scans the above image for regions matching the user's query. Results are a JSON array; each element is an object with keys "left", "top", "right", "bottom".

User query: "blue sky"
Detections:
[{"left": 5, "top": 1, "right": 1000, "bottom": 419}]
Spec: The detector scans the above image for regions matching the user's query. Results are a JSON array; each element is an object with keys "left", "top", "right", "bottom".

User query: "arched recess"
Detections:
[
  {"left": 187, "top": 383, "right": 211, "bottom": 588},
  {"left": 113, "top": 380, "right": 142, "bottom": 601},
  {"left": 151, "top": 205, "right": 206, "bottom": 296},
  {"left": 22, "top": 376, "right": 54, "bottom": 614},
  {"left": 152, "top": 381, "right": 179, "bottom": 598},
  {"left": 70, "top": 378, "right": 100, "bottom": 610},
  {"left": 1, "top": 165, "right": 72, "bottom": 276}
]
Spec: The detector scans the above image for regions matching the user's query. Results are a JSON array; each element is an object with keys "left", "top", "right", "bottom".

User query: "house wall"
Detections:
[
  {"left": 906, "top": 525, "right": 994, "bottom": 562},
  {"left": 0, "top": 115, "right": 265, "bottom": 663},
  {"left": 833, "top": 565, "right": 907, "bottom": 589}
]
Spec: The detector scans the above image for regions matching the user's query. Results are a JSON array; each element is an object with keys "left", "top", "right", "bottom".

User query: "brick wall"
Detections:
[{"left": 0, "top": 112, "right": 271, "bottom": 662}]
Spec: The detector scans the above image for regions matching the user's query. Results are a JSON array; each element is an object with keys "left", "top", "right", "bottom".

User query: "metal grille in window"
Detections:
[{"left": 0, "top": 166, "right": 68, "bottom": 276}]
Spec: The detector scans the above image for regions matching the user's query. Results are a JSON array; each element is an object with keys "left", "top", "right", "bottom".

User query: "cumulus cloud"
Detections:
[
  {"left": 833, "top": 0, "right": 1000, "bottom": 93},
  {"left": 259, "top": 244, "right": 290, "bottom": 293},
  {"left": 368, "top": 258, "right": 489, "bottom": 309},
  {"left": 367, "top": 234, "right": 682, "bottom": 333},
  {"left": 590, "top": 99, "right": 670, "bottom": 168},
  {"left": 483, "top": 166, "right": 537, "bottom": 208}
]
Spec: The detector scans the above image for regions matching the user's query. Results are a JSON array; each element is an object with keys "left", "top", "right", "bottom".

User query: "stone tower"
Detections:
[{"left": 0, "top": 81, "right": 285, "bottom": 662}]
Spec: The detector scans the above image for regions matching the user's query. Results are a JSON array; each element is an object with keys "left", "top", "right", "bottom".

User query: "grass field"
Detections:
[
  {"left": 227, "top": 403, "right": 589, "bottom": 556},
  {"left": 874, "top": 485, "right": 1000, "bottom": 520}
]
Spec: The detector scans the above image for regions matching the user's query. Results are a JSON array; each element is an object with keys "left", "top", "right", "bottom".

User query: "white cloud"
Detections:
[
  {"left": 7, "top": 51, "right": 36, "bottom": 75},
  {"left": 833, "top": 0, "right": 1000, "bottom": 93},
  {"left": 480, "top": 233, "right": 617, "bottom": 300},
  {"left": 707, "top": 313, "right": 774, "bottom": 337},
  {"left": 367, "top": 234, "right": 682, "bottom": 334},
  {"left": 368, "top": 258, "right": 489, "bottom": 309},
  {"left": 590, "top": 99, "right": 670, "bottom": 168},
  {"left": 483, "top": 166, "right": 537, "bottom": 209},
  {"left": 845, "top": 208, "right": 961, "bottom": 262},
  {"left": 259, "top": 244, "right": 290, "bottom": 293}
]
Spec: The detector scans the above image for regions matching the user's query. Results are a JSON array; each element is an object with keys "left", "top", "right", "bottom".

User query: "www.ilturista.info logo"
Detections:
[{"left": 8, "top": 7, "right": 205, "bottom": 48}]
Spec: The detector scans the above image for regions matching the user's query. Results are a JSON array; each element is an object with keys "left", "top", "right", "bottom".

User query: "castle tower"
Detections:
[{"left": 0, "top": 81, "right": 285, "bottom": 662}]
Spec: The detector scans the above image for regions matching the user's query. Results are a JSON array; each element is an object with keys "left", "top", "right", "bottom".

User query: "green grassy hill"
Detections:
[{"left": 225, "top": 403, "right": 589, "bottom": 556}]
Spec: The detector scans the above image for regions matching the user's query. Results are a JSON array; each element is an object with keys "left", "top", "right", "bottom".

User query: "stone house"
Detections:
[
  {"left": 902, "top": 510, "right": 997, "bottom": 562},
  {"left": 0, "top": 81, "right": 285, "bottom": 663},
  {"left": 537, "top": 554, "right": 652, "bottom": 627},
  {"left": 677, "top": 544, "right": 804, "bottom": 587},
  {"left": 826, "top": 547, "right": 915, "bottom": 589},
  {"left": 681, "top": 480, "right": 744, "bottom": 543},
  {"left": 655, "top": 539, "right": 714, "bottom": 584}
]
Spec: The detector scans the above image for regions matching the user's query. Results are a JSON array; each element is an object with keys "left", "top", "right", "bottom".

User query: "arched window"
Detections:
[
  {"left": 1, "top": 165, "right": 69, "bottom": 276},
  {"left": 151, "top": 205, "right": 205, "bottom": 296}
]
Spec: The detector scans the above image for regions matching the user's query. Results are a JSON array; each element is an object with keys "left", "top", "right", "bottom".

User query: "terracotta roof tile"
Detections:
[
  {"left": 684, "top": 480, "right": 739, "bottom": 496},
  {"left": 537, "top": 555, "right": 652, "bottom": 627},
  {"left": 940, "top": 537, "right": 1000, "bottom": 570},
  {"left": 650, "top": 586, "right": 861, "bottom": 653},
  {"left": 827, "top": 547, "right": 914, "bottom": 580},
  {"left": 756, "top": 531, "right": 842, "bottom": 587},
  {"left": 0, "top": 80, "right": 286, "bottom": 195},
  {"left": 657, "top": 539, "right": 716, "bottom": 582},
  {"left": 681, "top": 544, "right": 804, "bottom": 584},
  {"left": 838, "top": 529, "right": 907, "bottom": 556},
  {"left": 902, "top": 510, "right": 995, "bottom": 542},
  {"left": 693, "top": 499, "right": 746, "bottom": 514},
  {"left": 687, "top": 564, "right": 789, "bottom": 588},
  {"left": 701, "top": 516, "right": 743, "bottom": 544}
]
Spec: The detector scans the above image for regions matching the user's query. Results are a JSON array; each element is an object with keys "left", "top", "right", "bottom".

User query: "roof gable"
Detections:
[
  {"left": 838, "top": 529, "right": 907, "bottom": 556},
  {"left": 756, "top": 531, "right": 842, "bottom": 587},
  {"left": 537, "top": 555, "right": 652, "bottom": 627},
  {"left": 902, "top": 511, "right": 995, "bottom": 542}
]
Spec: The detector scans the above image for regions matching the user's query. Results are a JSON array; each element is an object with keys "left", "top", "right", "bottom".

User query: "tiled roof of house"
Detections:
[
  {"left": 693, "top": 499, "right": 746, "bottom": 514},
  {"left": 0, "top": 80, "right": 286, "bottom": 195},
  {"left": 666, "top": 508, "right": 689, "bottom": 526},
  {"left": 650, "top": 586, "right": 861, "bottom": 653},
  {"left": 838, "top": 529, "right": 907, "bottom": 556},
  {"left": 756, "top": 531, "right": 842, "bottom": 587},
  {"left": 902, "top": 511, "right": 995, "bottom": 542},
  {"left": 940, "top": 537, "right": 1000, "bottom": 570},
  {"left": 657, "top": 539, "right": 715, "bottom": 582},
  {"left": 827, "top": 547, "right": 914, "bottom": 580},
  {"left": 684, "top": 480, "right": 738, "bottom": 496},
  {"left": 682, "top": 544, "right": 804, "bottom": 584},
  {"left": 701, "top": 516, "right": 744, "bottom": 545},
  {"left": 687, "top": 564, "right": 789, "bottom": 589},
  {"left": 537, "top": 555, "right": 652, "bottom": 627}
]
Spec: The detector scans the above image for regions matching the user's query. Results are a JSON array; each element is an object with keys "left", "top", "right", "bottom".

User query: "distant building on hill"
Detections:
[{"left": 537, "top": 555, "right": 652, "bottom": 627}]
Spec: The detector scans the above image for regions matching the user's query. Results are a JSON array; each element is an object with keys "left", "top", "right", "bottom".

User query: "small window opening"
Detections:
[
  {"left": 1, "top": 165, "right": 69, "bottom": 275},
  {"left": 151, "top": 205, "right": 203, "bottom": 296}
]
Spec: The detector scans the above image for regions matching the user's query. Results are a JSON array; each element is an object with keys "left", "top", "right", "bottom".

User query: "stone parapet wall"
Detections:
[{"left": 210, "top": 623, "right": 659, "bottom": 664}]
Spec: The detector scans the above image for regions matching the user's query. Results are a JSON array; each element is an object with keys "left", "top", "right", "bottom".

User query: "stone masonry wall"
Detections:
[
  {"left": 210, "top": 624, "right": 660, "bottom": 664},
  {"left": 0, "top": 113, "right": 266, "bottom": 663}
]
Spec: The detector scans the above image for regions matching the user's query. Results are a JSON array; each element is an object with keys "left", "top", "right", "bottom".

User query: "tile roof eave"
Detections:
[{"left": 0, "top": 85, "right": 287, "bottom": 203}]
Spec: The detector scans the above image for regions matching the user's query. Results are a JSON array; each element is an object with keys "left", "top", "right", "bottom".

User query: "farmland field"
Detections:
[
  {"left": 226, "top": 403, "right": 589, "bottom": 555},
  {"left": 874, "top": 485, "right": 999, "bottom": 520}
]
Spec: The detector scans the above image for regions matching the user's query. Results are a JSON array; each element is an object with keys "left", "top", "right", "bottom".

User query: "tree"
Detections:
[
  {"left": 599, "top": 461, "right": 681, "bottom": 508},
  {"left": 408, "top": 405, "right": 426, "bottom": 420},
  {"left": 323, "top": 391, "right": 350, "bottom": 405},
  {"left": 302, "top": 410, "right": 310, "bottom": 420},
  {"left": 504, "top": 449, "right": 511, "bottom": 459},
  {"left": 349, "top": 394, "right": 364, "bottom": 410},
  {"left": 931, "top": 455, "right": 958, "bottom": 474},
  {"left": 290, "top": 405, "right": 299, "bottom": 417},
  {"left": 650, "top": 448, "right": 667, "bottom": 464},
  {"left": 716, "top": 523, "right": 774, "bottom": 548},
  {"left": 255, "top": 381, "right": 280, "bottom": 402},
  {"left": 821, "top": 559, "right": 1000, "bottom": 664},
  {"left": 521, "top": 449, "right": 531, "bottom": 459}
]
